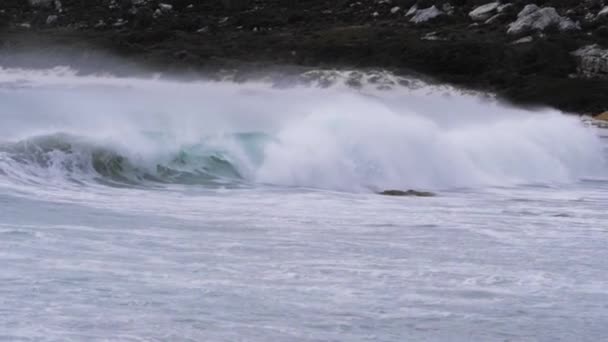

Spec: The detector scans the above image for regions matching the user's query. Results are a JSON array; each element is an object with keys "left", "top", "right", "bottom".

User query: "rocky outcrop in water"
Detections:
[
  {"left": 1, "top": 0, "right": 608, "bottom": 113},
  {"left": 378, "top": 190, "right": 436, "bottom": 197}
]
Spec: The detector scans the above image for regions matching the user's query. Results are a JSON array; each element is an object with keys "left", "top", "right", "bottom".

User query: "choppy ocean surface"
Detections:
[{"left": 1, "top": 67, "right": 607, "bottom": 341}]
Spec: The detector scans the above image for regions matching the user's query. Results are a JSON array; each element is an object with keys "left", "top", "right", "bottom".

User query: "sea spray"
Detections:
[{"left": 0, "top": 67, "right": 605, "bottom": 191}]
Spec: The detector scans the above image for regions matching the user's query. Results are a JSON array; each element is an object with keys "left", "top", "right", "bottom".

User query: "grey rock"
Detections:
[
  {"left": 442, "top": 3, "right": 454, "bottom": 16},
  {"left": 511, "top": 35, "right": 533, "bottom": 44},
  {"left": 28, "top": 0, "right": 53, "bottom": 7},
  {"left": 469, "top": 2, "right": 500, "bottom": 22},
  {"left": 421, "top": 31, "right": 445, "bottom": 41},
  {"left": 46, "top": 14, "right": 58, "bottom": 25},
  {"left": 497, "top": 4, "right": 513, "bottom": 13},
  {"left": 485, "top": 13, "right": 506, "bottom": 25},
  {"left": 572, "top": 44, "right": 608, "bottom": 78},
  {"left": 507, "top": 4, "right": 580, "bottom": 35},
  {"left": 405, "top": 5, "right": 418, "bottom": 17},
  {"left": 159, "top": 3, "right": 172, "bottom": 12},
  {"left": 410, "top": 6, "right": 444, "bottom": 24}
]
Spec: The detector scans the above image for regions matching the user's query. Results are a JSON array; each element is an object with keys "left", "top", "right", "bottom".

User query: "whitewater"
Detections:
[{"left": 1, "top": 66, "right": 607, "bottom": 341}]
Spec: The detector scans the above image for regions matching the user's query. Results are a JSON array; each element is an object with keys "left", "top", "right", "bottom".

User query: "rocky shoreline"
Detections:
[{"left": 2, "top": 0, "right": 608, "bottom": 115}]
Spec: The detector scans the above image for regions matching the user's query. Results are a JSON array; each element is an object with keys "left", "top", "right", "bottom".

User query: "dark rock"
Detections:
[
  {"left": 174, "top": 49, "right": 189, "bottom": 59},
  {"left": 572, "top": 44, "right": 608, "bottom": 78},
  {"left": 378, "top": 190, "right": 436, "bottom": 197},
  {"left": 132, "top": 7, "right": 154, "bottom": 29},
  {"left": 594, "top": 25, "right": 608, "bottom": 38}
]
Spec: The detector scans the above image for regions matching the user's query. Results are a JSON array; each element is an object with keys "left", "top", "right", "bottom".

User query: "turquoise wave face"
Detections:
[{"left": 0, "top": 132, "right": 273, "bottom": 187}]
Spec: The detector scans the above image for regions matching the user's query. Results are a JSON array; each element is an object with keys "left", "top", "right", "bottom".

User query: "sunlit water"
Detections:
[{"left": 1, "top": 67, "right": 607, "bottom": 341}]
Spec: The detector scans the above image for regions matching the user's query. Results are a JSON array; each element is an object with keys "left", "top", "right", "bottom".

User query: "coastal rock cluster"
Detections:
[{"left": 1, "top": 0, "right": 608, "bottom": 114}]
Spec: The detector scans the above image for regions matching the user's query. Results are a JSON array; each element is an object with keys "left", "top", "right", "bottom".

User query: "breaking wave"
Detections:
[{"left": 0, "top": 66, "right": 606, "bottom": 192}]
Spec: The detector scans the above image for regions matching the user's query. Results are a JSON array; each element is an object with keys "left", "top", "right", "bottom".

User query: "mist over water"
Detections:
[{"left": 1, "top": 65, "right": 608, "bottom": 341}]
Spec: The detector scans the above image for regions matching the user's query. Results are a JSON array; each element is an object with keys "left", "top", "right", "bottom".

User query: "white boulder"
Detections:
[
  {"left": 469, "top": 2, "right": 500, "bottom": 22},
  {"left": 507, "top": 4, "right": 579, "bottom": 35},
  {"left": 410, "top": 6, "right": 444, "bottom": 24},
  {"left": 405, "top": 5, "right": 417, "bottom": 16},
  {"left": 159, "top": 3, "right": 173, "bottom": 11}
]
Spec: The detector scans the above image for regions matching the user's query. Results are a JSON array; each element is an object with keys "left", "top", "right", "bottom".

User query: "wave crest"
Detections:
[{"left": 0, "top": 133, "right": 249, "bottom": 186}]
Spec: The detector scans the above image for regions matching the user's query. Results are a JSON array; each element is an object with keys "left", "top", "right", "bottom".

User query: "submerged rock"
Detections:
[
  {"left": 507, "top": 4, "right": 579, "bottom": 35},
  {"left": 378, "top": 190, "right": 436, "bottom": 197}
]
